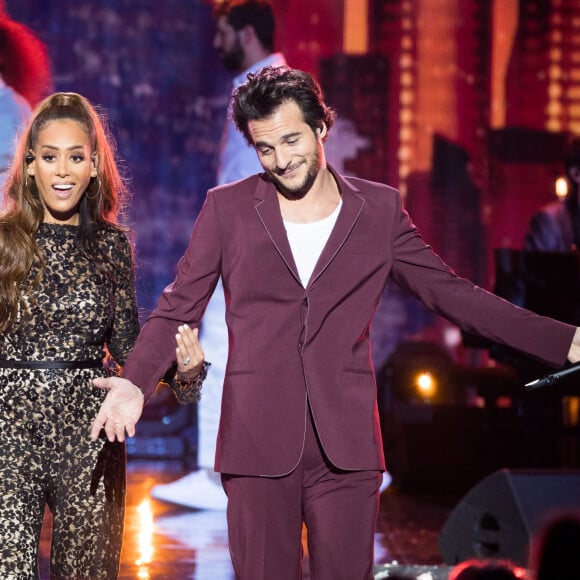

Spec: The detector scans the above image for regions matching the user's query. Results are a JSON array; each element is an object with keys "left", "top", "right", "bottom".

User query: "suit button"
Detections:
[{"left": 298, "top": 341, "right": 305, "bottom": 350}]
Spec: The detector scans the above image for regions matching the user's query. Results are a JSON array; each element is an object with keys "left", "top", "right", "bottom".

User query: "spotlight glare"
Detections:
[
  {"left": 415, "top": 371, "right": 437, "bottom": 400},
  {"left": 555, "top": 176, "right": 568, "bottom": 198},
  {"left": 135, "top": 499, "right": 154, "bottom": 572}
]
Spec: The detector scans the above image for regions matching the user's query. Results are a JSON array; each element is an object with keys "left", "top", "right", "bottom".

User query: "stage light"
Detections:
[
  {"left": 555, "top": 175, "right": 568, "bottom": 199},
  {"left": 414, "top": 371, "right": 437, "bottom": 401},
  {"left": 377, "top": 341, "right": 455, "bottom": 407},
  {"left": 136, "top": 499, "right": 154, "bottom": 576}
]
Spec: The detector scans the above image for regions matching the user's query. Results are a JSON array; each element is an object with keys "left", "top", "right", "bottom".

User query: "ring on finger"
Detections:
[{"left": 183, "top": 356, "right": 191, "bottom": 365}]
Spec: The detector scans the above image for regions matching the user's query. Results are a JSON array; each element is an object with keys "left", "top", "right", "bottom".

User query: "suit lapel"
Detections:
[
  {"left": 308, "top": 171, "right": 365, "bottom": 286},
  {"left": 254, "top": 175, "right": 301, "bottom": 284}
]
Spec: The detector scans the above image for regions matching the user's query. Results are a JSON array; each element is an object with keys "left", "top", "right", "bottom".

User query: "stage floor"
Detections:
[{"left": 39, "top": 459, "right": 457, "bottom": 579}]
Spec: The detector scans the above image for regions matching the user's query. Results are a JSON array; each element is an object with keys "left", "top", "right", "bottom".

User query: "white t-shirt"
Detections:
[{"left": 284, "top": 200, "right": 342, "bottom": 287}]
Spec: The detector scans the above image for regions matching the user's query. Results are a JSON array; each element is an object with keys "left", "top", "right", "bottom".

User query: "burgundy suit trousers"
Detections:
[{"left": 222, "top": 408, "right": 382, "bottom": 580}]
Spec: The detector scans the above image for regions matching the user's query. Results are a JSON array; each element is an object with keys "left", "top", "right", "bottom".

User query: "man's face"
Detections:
[
  {"left": 248, "top": 100, "right": 325, "bottom": 200},
  {"left": 213, "top": 15, "right": 245, "bottom": 72}
]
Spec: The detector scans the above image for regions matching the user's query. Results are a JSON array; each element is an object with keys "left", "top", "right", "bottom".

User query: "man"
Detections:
[
  {"left": 524, "top": 137, "right": 580, "bottom": 251},
  {"left": 150, "top": 0, "right": 287, "bottom": 510},
  {"left": 93, "top": 66, "right": 580, "bottom": 579}
]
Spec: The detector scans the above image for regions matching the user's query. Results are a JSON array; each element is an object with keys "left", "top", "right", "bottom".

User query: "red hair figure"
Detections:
[
  {"left": 0, "top": 9, "right": 52, "bottom": 191},
  {"left": 0, "top": 11, "right": 52, "bottom": 107}
]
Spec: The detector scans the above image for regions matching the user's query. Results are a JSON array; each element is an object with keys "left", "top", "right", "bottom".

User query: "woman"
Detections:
[
  {"left": 0, "top": 92, "right": 140, "bottom": 579},
  {"left": 0, "top": 91, "right": 207, "bottom": 578}
]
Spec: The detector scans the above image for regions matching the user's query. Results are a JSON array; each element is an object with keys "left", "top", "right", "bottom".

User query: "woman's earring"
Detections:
[
  {"left": 85, "top": 176, "right": 102, "bottom": 201},
  {"left": 25, "top": 175, "right": 35, "bottom": 196}
]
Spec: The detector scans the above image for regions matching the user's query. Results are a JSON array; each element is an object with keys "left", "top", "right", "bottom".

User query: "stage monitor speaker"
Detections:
[{"left": 438, "top": 468, "right": 580, "bottom": 566}]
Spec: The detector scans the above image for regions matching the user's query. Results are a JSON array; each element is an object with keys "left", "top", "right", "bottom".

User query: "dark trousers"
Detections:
[{"left": 222, "top": 409, "right": 381, "bottom": 580}]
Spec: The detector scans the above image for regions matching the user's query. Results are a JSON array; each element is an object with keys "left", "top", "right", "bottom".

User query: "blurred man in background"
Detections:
[{"left": 525, "top": 137, "right": 580, "bottom": 252}]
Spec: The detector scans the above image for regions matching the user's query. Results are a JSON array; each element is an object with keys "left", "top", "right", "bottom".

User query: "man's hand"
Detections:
[
  {"left": 567, "top": 327, "right": 580, "bottom": 364},
  {"left": 90, "top": 377, "right": 144, "bottom": 442}
]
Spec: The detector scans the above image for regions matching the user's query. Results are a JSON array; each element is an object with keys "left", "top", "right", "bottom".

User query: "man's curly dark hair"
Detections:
[{"left": 232, "top": 65, "right": 336, "bottom": 145}]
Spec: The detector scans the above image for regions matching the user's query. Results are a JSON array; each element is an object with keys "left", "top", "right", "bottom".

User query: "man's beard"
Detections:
[{"left": 220, "top": 38, "right": 245, "bottom": 72}]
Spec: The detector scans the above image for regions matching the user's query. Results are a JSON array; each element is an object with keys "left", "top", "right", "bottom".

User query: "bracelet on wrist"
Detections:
[{"left": 170, "top": 361, "right": 211, "bottom": 405}]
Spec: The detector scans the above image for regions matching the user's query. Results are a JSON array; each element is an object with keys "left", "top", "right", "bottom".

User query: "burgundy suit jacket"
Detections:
[{"left": 122, "top": 167, "right": 576, "bottom": 477}]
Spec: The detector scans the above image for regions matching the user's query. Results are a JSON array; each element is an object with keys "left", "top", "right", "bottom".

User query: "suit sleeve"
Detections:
[
  {"left": 388, "top": 193, "right": 576, "bottom": 368},
  {"left": 122, "top": 190, "right": 222, "bottom": 399}
]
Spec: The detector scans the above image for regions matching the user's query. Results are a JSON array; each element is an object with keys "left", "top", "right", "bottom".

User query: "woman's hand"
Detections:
[
  {"left": 90, "top": 377, "right": 144, "bottom": 442},
  {"left": 175, "top": 324, "right": 205, "bottom": 380}
]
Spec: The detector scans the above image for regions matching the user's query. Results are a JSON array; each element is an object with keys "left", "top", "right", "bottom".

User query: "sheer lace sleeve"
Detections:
[{"left": 104, "top": 229, "right": 140, "bottom": 366}]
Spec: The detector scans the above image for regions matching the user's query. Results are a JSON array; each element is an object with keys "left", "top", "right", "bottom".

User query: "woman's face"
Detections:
[{"left": 27, "top": 118, "right": 97, "bottom": 225}]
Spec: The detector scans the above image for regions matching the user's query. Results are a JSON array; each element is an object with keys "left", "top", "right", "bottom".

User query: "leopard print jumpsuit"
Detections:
[{"left": 0, "top": 223, "right": 140, "bottom": 579}]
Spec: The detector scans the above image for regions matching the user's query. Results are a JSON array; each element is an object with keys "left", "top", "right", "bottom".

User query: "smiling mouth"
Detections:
[
  {"left": 278, "top": 165, "right": 301, "bottom": 178},
  {"left": 52, "top": 184, "right": 75, "bottom": 197}
]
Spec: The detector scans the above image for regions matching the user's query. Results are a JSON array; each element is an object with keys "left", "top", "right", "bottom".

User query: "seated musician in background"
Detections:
[{"left": 524, "top": 137, "right": 580, "bottom": 252}]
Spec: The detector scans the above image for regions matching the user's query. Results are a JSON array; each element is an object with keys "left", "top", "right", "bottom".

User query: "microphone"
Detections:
[{"left": 525, "top": 362, "right": 580, "bottom": 390}]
